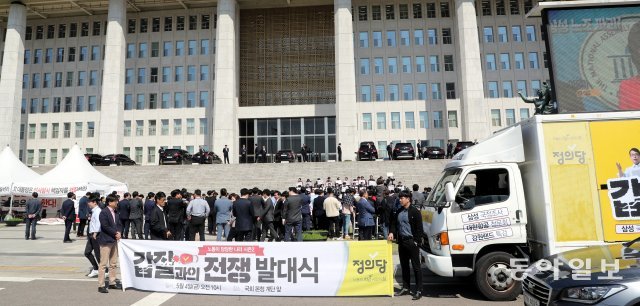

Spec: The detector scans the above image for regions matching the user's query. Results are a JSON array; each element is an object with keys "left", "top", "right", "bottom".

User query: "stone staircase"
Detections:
[{"left": 32, "top": 159, "right": 450, "bottom": 194}]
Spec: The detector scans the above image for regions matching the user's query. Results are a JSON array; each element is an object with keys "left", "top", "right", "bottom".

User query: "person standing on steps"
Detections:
[
  {"left": 223, "top": 145, "right": 230, "bottom": 164},
  {"left": 241, "top": 145, "right": 247, "bottom": 163},
  {"left": 337, "top": 143, "right": 342, "bottom": 162}
]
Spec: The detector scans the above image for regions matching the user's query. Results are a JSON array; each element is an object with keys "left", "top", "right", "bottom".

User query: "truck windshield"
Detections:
[{"left": 426, "top": 168, "right": 462, "bottom": 206}]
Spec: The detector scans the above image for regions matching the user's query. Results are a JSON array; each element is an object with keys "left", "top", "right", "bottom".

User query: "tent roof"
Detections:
[
  {"left": 28, "top": 145, "right": 125, "bottom": 187},
  {"left": 0, "top": 146, "right": 40, "bottom": 186}
]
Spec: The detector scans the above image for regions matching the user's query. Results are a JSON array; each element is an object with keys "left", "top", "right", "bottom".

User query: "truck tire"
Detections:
[{"left": 475, "top": 252, "right": 521, "bottom": 301}]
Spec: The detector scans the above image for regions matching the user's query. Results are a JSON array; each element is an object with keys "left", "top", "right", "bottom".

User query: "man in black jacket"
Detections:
[
  {"left": 272, "top": 191, "right": 284, "bottom": 241},
  {"left": 166, "top": 190, "right": 185, "bottom": 241},
  {"left": 150, "top": 192, "right": 171, "bottom": 240},
  {"left": 282, "top": 187, "right": 303, "bottom": 241},
  {"left": 337, "top": 143, "right": 342, "bottom": 162},
  {"left": 129, "top": 192, "right": 144, "bottom": 239},
  {"left": 117, "top": 193, "right": 131, "bottom": 239},
  {"left": 61, "top": 192, "right": 76, "bottom": 243},
  {"left": 312, "top": 189, "right": 326, "bottom": 230},
  {"left": 388, "top": 191, "right": 423, "bottom": 300},
  {"left": 25, "top": 192, "right": 42, "bottom": 240},
  {"left": 249, "top": 188, "right": 264, "bottom": 241},
  {"left": 232, "top": 188, "right": 254, "bottom": 241},
  {"left": 205, "top": 190, "right": 217, "bottom": 235},
  {"left": 260, "top": 189, "right": 277, "bottom": 241}
]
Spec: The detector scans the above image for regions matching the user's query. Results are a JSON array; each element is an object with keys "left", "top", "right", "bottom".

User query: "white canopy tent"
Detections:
[
  {"left": 12, "top": 145, "right": 128, "bottom": 198},
  {"left": 0, "top": 146, "right": 41, "bottom": 196}
]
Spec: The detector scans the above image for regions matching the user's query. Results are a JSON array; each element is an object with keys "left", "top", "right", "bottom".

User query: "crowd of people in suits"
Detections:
[{"left": 51, "top": 174, "right": 431, "bottom": 295}]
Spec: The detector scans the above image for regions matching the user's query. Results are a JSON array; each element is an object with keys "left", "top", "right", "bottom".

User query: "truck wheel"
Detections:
[{"left": 475, "top": 252, "right": 521, "bottom": 301}]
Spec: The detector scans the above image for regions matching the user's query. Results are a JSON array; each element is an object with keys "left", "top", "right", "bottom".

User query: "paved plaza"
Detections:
[{"left": 0, "top": 223, "right": 522, "bottom": 306}]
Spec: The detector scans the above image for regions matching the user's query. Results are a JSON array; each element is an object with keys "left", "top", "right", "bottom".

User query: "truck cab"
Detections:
[{"left": 422, "top": 125, "right": 529, "bottom": 301}]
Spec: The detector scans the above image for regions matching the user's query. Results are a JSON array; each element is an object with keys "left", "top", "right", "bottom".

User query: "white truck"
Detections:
[{"left": 421, "top": 112, "right": 640, "bottom": 300}]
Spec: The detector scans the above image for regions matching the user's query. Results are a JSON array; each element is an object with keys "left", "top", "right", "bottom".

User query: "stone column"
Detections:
[
  {"left": 213, "top": 0, "right": 239, "bottom": 163},
  {"left": 335, "top": 0, "right": 358, "bottom": 161},
  {"left": 456, "top": 0, "right": 489, "bottom": 141},
  {"left": 98, "top": 0, "right": 126, "bottom": 155},
  {"left": 0, "top": 1, "right": 26, "bottom": 153}
]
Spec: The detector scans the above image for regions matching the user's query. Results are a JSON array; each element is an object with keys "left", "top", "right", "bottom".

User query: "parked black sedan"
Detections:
[
  {"left": 100, "top": 154, "right": 136, "bottom": 166},
  {"left": 193, "top": 150, "right": 222, "bottom": 164},
  {"left": 392, "top": 143, "right": 416, "bottom": 160},
  {"left": 275, "top": 150, "right": 296, "bottom": 163},
  {"left": 160, "top": 149, "right": 193, "bottom": 165},
  {"left": 84, "top": 154, "right": 103, "bottom": 166},
  {"left": 423, "top": 146, "right": 445, "bottom": 159},
  {"left": 357, "top": 142, "right": 378, "bottom": 161}
]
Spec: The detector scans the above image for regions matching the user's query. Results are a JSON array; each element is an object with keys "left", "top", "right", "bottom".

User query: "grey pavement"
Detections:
[{"left": 0, "top": 223, "right": 522, "bottom": 306}]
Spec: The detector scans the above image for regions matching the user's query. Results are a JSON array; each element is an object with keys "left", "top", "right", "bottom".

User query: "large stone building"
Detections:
[{"left": 0, "top": 0, "right": 546, "bottom": 165}]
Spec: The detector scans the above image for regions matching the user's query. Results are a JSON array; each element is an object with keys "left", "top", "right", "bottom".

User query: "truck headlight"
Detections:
[{"left": 560, "top": 285, "right": 626, "bottom": 304}]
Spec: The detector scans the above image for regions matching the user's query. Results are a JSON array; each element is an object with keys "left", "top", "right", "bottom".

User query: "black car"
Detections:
[
  {"left": 357, "top": 142, "right": 378, "bottom": 161},
  {"left": 523, "top": 237, "right": 640, "bottom": 306},
  {"left": 193, "top": 151, "right": 222, "bottom": 164},
  {"left": 423, "top": 146, "right": 445, "bottom": 159},
  {"left": 84, "top": 153, "right": 103, "bottom": 166},
  {"left": 160, "top": 149, "right": 193, "bottom": 165},
  {"left": 453, "top": 141, "right": 475, "bottom": 156},
  {"left": 275, "top": 150, "right": 296, "bottom": 163},
  {"left": 100, "top": 154, "right": 136, "bottom": 166},
  {"left": 392, "top": 143, "right": 415, "bottom": 160}
]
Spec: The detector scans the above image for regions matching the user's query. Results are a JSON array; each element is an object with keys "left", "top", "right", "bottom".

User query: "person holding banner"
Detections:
[
  {"left": 97, "top": 195, "right": 123, "bottom": 293},
  {"left": 149, "top": 192, "right": 171, "bottom": 240},
  {"left": 389, "top": 191, "right": 423, "bottom": 301}
]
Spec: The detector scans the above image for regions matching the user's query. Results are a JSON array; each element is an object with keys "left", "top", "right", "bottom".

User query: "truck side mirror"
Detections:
[{"left": 444, "top": 182, "right": 456, "bottom": 203}]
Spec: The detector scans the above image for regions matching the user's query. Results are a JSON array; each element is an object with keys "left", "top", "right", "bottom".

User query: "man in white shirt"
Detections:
[
  {"left": 85, "top": 197, "right": 101, "bottom": 278},
  {"left": 617, "top": 148, "right": 640, "bottom": 178}
]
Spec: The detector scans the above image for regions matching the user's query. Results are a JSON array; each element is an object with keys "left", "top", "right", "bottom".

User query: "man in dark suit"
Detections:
[
  {"left": 259, "top": 146, "right": 267, "bottom": 163},
  {"left": 166, "top": 190, "right": 185, "bottom": 241},
  {"left": 337, "top": 143, "right": 342, "bottom": 162},
  {"left": 232, "top": 188, "right": 254, "bottom": 241},
  {"left": 149, "top": 192, "right": 171, "bottom": 240},
  {"left": 282, "top": 187, "right": 303, "bottom": 241},
  {"left": 77, "top": 192, "right": 90, "bottom": 237},
  {"left": 249, "top": 188, "right": 264, "bottom": 241},
  {"left": 223, "top": 145, "right": 230, "bottom": 164},
  {"left": 241, "top": 145, "right": 247, "bottom": 163},
  {"left": 61, "top": 192, "right": 76, "bottom": 243},
  {"left": 312, "top": 189, "right": 326, "bottom": 230},
  {"left": 261, "top": 189, "right": 277, "bottom": 241},
  {"left": 97, "top": 195, "right": 123, "bottom": 293},
  {"left": 273, "top": 191, "right": 284, "bottom": 241},
  {"left": 117, "top": 193, "right": 131, "bottom": 239}
]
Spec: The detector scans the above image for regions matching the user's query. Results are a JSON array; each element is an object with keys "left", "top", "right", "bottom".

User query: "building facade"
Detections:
[{"left": 0, "top": 0, "right": 547, "bottom": 165}]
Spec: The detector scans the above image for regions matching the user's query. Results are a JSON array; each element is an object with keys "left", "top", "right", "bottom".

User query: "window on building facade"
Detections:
[
  {"left": 389, "top": 84, "right": 399, "bottom": 101},
  {"left": 413, "top": 3, "right": 422, "bottom": 18},
  {"left": 496, "top": 0, "right": 506, "bottom": 15},
  {"left": 482, "top": 0, "right": 492, "bottom": 15},
  {"left": 164, "top": 17, "right": 173, "bottom": 31},
  {"left": 403, "top": 84, "right": 413, "bottom": 100},
  {"left": 399, "top": 4, "right": 409, "bottom": 19},
  {"left": 503, "top": 81, "right": 513, "bottom": 98},
  {"left": 431, "top": 83, "right": 442, "bottom": 100},
  {"left": 440, "top": 2, "right": 450, "bottom": 17},
  {"left": 419, "top": 111, "right": 428, "bottom": 128},
  {"left": 376, "top": 112, "right": 386, "bottom": 130},
  {"left": 360, "top": 85, "right": 371, "bottom": 102},
  {"left": 448, "top": 111, "right": 458, "bottom": 127},
  {"left": 362, "top": 113, "right": 372, "bottom": 130},
  {"left": 402, "top": 56, "right": 412, "bottom": 73},
  {"left": 174, "top": 119, "right": 182, "bottom": 135},
  {"left": 446, "top": 82, "right": 456, "bottom": 99},
  {"left": 430, "top": 55, "right": 439, "bottom": 72},
  {"left": 428, "top": 28, "right": 438, "bottom": 45},
  {"left": 385, "top": 5, "right": 395, "bottom": 20},
  {"left": 444, "top": 55, "right": 454, "bottom": 71},
  {"left": 512, "top": 25, "right": 522, "bottom": 42},
  {"left": 484, "top": 27, "right": 494, "bottom": 43},
  {"left": 375, "top": 85, "right": 384, "bottom": 102},
  {"left": 373, "top": 31, "right": 382, "bottom": 47},
  {"left": 386, "top": 31, "right": 396, "bottom": 47},
  {"left": 426, "top": 3, "right": 436, "bottom": 18},
  {"left": 500, "top": 53, "right": 510, "bottom": 70},
  {"left": 526, "top": 25, "right": 536, "bottom": 41},
  {"left": 517, "top": 80, "right": 527, "bottom": 95},
  {"left": 359, "top": 32, "right": 368, "bottom": 48},
  {"left": 510, "top": 0, "right": 520, "bottom": 15},
  {"left": 391, "top": 112, "right": 401, "bottom": 129},
  {"left": 372, "top": 5, "right": 381, "bottom": 20},
  {"left": 514, "top": 52, "right": 524, "bottom": 69},
  {"left": 416, "top": 56, "right": 425, "bottom": 73},
  {"left": 442, "top": 28, "right": 452, "bottom": 44},
  {"left": 488, "top": 81, "right": 499, "bottom": 98},
  {"left": 506, "top": 109, "right": 516, "bottom": 125},
  {"left": 433, "top": 111, "right": 443, "bottom": 128},
  {"left": 520, "top": 108, "right": 530, "bottom": 120},
  {"left": 400, "top": 30, "right": 410, "bottom": 46},
  {"left": 360, "top": 58, "right": 370, "bottom": 75},
  {"left": 358, "top": 6, "right": 368, "bottom": 21},
  {"left": 388, "top": 57, "right": 397, "bottom": 74},
  {"left": 528, "top": 52, "right": 539, "bottom": 69},
  {"left": 498, "top": 26, "right": 508, "bottom": 42},
  {"left": 414, "top": 29, "right": 424, "bottom": 45},
  {"left": 491, "top": 109, "right": 502, "bottom": 126},
  {"left": 81, "top": 22, "right": 89, "bottom": 36},
  {"left": 374, "top": 58, "right": 383, "bottom": 74}
]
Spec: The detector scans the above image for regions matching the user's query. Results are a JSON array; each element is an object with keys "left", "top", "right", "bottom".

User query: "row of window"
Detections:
[
  {"left": 126, "top": 39, "right": 212, "bottom": 58},
  {"left": 22, "top": 71, "right": 100, "bottom": 89},
  {"left": 22, "top": 121, "right": 96, "bottom": 140},
  {"left": 24, "top": 46, "right": 102, "bottom": 65},
  {"left": 358, "top": 29, "right": 452, "bottom": 48},
  {"left": 359, "top": 82, "right": 455, "bottom": 102},
  {"left": 23, "top": 14, "right": 214, "bottom": 41},
  {"left": 482, "top": 25, "right": 538, "bottom": 43},
  {"left": 21, "top": 96, "right": 99, "bottom": 114},
  {"left": 487, "top": 80, "right": 543, "bottom": 98},
  {"left": 125, "top": 65, "right": 211, "bottom": 84},
  {"left": 491, "top": 108, "right": 531, "bottom": 127},
  {"left": 362, "top": 110, "right": 446, "bottom": 130},
  {"left": 484, "top": 51, "right": 544, "bottom": 71},
  {"left": 124, "top": 91, "right": 210, "bottom": 110},
  {"left": 358, "top": 55, "right": 454, "bottom": 75},
  {"left": 123, "top": 118, "right": 208, "bottom": 137},
  {"left": 357, "top": 2, "right": 451, "bottom": 21},
  {"left": 480, "top": 0, "right": 535, "bottom": 16}
]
